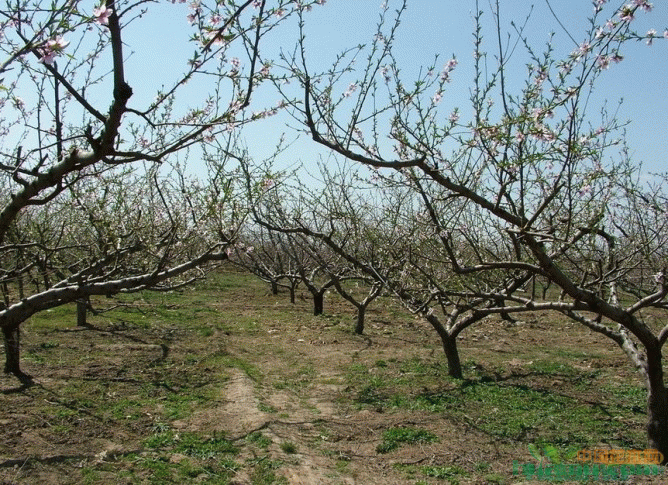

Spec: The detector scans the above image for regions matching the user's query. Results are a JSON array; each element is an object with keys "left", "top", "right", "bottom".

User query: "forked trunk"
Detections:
[{"left": 425, "top": 314, "right": 463, "bottom": 379}]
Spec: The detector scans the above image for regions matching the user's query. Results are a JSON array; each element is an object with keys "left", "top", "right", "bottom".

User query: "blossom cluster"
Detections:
[
  {"left": 343, "top": 82, "right": 358, "bottom": 98},
  {"left": 439, "top": 57, "right": 458, "bottom": 83},
  {"left": 93, "top": 6, "right": 113, "bottom": 25},
  {"left": 39, "top": 37, "right": 69, "bottom": 65},
  {"left": 431, "top": 58, "right": 457, "bottom": 104},
  {"left": 252, "top": 100, "right": 288, "bottom": 120}
]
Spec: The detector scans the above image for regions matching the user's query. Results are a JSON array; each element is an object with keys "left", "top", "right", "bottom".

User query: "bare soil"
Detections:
[{"left": 1, "top": 271, "right": 666, "bottom": 484}]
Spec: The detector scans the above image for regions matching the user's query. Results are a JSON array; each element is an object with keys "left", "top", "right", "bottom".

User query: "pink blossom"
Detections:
[
  {"left": 230, "top": 57, "right": 241, "bottom": 69},
  {"left": 632, "top": 0, "right": 652, "bottom": 12},
  {"left": 47, "top": 37, "right": 69, "bottom": 51},
  {"left": 449, "top": 111, "right": 459, "bottom": 123},
  {"left": 559, "top": 62, "right": 573, "bottom": 75},
  {"left": 533, "top": 125, "right": 555, "bottom": 143},
  {"left": 40, "top": 51, "right": 57, "bottom": 65},
  {"left": 93, "top": 5, "right": 113, "bottom": 25},
  {"left": 343, "top": 83, "right": 357, "bottom": 97},
  {"left": 596, "top": 55, "right": 611, "bottom": 69},
  {"left": 439, "top": 57, "right": 457, "bottom": 83},
  {"left": 205, "top": 27, "right": 230, "bottom": 46},
  {"left": 646, "top": 28, "right": 656, "bottom": 45},
  {"left": 381, "top": 65, "right": 391, "bottom": 83},
  {"left": 577, "top": 41, "right": 590, "bottom": 56},
  {"left": 39, "top": 36, "right": 69, "bottom": 64},
  {"left": 579, "top": 184, "right": 592, "bottom": 196},
  {"left": 432, "top": 91, "right": 443, "bottom": 104},
  {"left": 618, "top": 5, "right": 635, "bottom": 23},
  {"left": 294, "top": 1, "right": 312, "bottom": 12},
  {"left": 274, "top": 8, "right": 285, "bottom": 18}
]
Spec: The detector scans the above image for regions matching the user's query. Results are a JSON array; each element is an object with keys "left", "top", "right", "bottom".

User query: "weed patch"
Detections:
[{"left": 376, "top": 426, "right": 439, "bottom": 453}]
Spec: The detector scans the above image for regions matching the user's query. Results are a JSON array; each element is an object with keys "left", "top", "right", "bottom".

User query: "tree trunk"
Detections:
[
  {"left": 645, "top": 349, "right": 668, "bottom": 464},
  {"left": 355, "top": 306, "right": 365, "bottom": 335},
  {"left": 425, "top": 314, "right": 463, "bottom": 379},
  {"left": 3, "top": 326, "right": 24, "bottom": 377},
  {"left": 270, "top": 280, "right": 278, "bottom": 295},
  {"left": 313, "top": 291, "right": 324, "bottom": 316},
  {"left": 17, "top": 275, "right": 25, "bottom": 300},
  {"left": 289, "top": 285, "right": 296, "bottom": 304},
  {"left": 441, "top": 333, "right": 463, "bottom": 379},
  {"left": 77, "top": 298, "right": 88, "bottom": 327},
  {"left": 495, "top": 297, "right": 516, "bottom": 324}
]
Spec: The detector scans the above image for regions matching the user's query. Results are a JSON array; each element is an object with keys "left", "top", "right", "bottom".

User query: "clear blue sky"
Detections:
[{"left": 124, "top": 0, "right": 667, "bottom": 177}]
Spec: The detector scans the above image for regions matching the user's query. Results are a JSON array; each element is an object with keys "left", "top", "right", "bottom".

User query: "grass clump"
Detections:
[
  {"left": 280, "top": 441, "right": 297, "bottom": 454},
  {"left": 394, "top": 463, "right": 469, "bottom": 482},
  {"left": 247, "top": 431, "right": 272, "bottom": 449},
  {"left": 376, "top": 426, "right": 439, "bottom": 453}
]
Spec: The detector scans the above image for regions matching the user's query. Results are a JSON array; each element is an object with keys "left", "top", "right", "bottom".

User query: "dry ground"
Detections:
[{"left": 1, "top": 270, "right": 667, "bottom": 484}]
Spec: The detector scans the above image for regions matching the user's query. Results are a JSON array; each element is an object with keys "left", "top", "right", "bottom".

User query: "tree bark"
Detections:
[
  {"left": 3, "top": 326, "right": 24, "bottom": 377},
  {"left": 77, "top": 298, "right": 88, "bottom": 326},
  {"left": 313, "top": 291, "right": 324, "bottom": 316},
  {"left": 355, "top": 306, "right": 365, "bottom": 335},
  {"left": 441, "top": 333, "right": 463, "bottom": 379},
  {"left": 425, "top": 313, "right": 463, "bottom": 379},
  {"left": 289, "top": 284, "right": 296, "bottom": 304},
  {"left": 645, "top": 348, "right": 668, "bottom": 464},
  {"left": 270, "top": 280, "right": 278, "bottom": 295}
]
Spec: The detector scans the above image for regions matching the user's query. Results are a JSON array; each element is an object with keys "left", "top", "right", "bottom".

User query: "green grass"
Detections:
[
  {"left": 395, "top": 463, "right": 469, "bottom": 481},
  {"left": 126, "top": 455, "right": 241, "bottom": 484},
  {"left": 345, "top": 356, "right": 647, "bottom": 450},
  {"left": 526, "top": 360, "right": 578, "bottom": 376},
  {"left": 247, "top": 432, "right": 272, "bottom": 449},
  {"left": 376, "top": 426, "right": 439, "bottom": 453},
  {"left": 280, "top": 441, "right": 297, "bottom": 454},
  {"left": 5, "top": 269, "right": 659, "bottom": 484},
  {"left": 248, "top": 457, "right": 288, "bottom": 485}
]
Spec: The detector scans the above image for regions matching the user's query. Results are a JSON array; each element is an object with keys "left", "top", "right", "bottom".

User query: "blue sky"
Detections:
[{"left": 117, "top": 1, "right": 668, "bottom": 177}]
